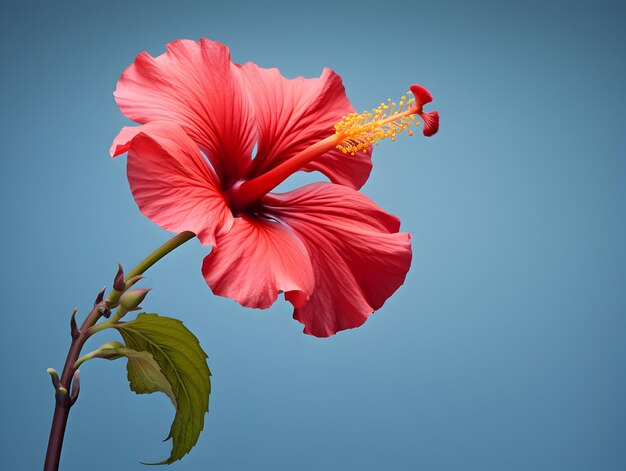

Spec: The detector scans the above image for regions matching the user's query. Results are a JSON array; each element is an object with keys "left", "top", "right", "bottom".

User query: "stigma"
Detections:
[{"left": 334, "top": 84, "right": 439, "bottom": 155}]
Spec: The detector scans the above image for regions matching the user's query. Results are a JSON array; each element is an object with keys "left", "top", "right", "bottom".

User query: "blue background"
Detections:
[{"left": 1, "top": 0, "right": 624, "bottom": 469}]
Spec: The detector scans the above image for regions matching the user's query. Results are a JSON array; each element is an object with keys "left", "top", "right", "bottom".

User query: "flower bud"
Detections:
[
  {"left": 119, "top": 288, "right": 151, "bottom": 311},
  {"left": 96, "top": 341, "right": 126, "bottom": 360},
  {"left": 47, "top": 368, "right": 60, "bottom": 390},
  {"left": 70, "top": 370, "right": 81, "bottom": 405},
  {"left": 70, "top": 308, "right": 79, "bottom": 339},
  {"left": 113, "top": 263, "right": 126, "bottom": 292}
]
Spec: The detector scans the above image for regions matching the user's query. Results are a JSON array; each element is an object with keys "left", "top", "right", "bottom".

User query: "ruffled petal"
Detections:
[
  {"left": 263, "top": 183, "right": 412, "bottom": 337},
  {"left": 110, "top": 125, "right": 142, "bottom": 157},
  {"left": 114, "top": 38, "right": 256, "bottom": 182},
  {"left": 202, "top": 216, "right": 314, "bottom": 309},
  {"left": 118, "top": 121, "right": 233, "bottom": 246},
  {"left": 238, "top": 63, "right": 372, "bottom": 189}
]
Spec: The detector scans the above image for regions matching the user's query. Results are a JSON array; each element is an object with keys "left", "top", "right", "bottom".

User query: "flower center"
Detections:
[{"left": 229, "top": 89, "right": 425, "bottom": 211}]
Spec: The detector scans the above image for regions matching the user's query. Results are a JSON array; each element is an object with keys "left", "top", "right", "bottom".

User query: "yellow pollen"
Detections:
[{"left": 334, "top": 90, "right": 421, "bottom": 155}]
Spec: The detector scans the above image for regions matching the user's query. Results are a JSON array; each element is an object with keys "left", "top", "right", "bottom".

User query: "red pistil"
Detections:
[{"left": 229, "top": 134, "right": 341, "bottom": 211}]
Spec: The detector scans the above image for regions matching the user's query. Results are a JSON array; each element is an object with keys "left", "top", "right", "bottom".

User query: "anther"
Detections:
[
  {"left": 334, "top": 84, "right": 438, "bottom": 154},
  {"left": 334, "top": 89, "right": 421, "bottom": 154}
]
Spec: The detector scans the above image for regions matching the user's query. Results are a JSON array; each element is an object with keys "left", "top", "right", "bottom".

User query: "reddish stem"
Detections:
[{"left": 43, "top": 301, "right": 106, "bottom": 471}]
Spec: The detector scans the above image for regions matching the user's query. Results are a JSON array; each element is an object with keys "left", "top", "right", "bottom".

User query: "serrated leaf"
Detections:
[{"left": 116, "top": 313, "right": 211, "bottom": 464}]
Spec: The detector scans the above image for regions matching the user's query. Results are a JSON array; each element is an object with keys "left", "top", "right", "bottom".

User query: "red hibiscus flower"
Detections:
[{"left": 110, "top": 39, "right": 439, "bottom": 337}]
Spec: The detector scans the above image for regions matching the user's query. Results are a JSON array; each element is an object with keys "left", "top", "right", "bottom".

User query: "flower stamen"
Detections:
[
  {"left": 334, "top": 91, "right": 420, "bottom": 155},
  {"left": 334, "top": 83, "right": 440, "bottom": 154}
]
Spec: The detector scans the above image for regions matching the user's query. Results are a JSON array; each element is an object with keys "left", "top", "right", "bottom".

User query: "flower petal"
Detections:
[
  {"left": 110, "top": 125, "right": 142, "bottom": 157},
  {"left": 114, "top": 38, "right": 256, "bottom": 182},
  {"left": 202, "top": 217, "right": 314, "bottom": 309},
  {"left": 119, "top": 121, "right": 233, "bottom": 246},
  {"left": 238, "top": 63, "right": 372, "bottom": 189},
  {"left": 263, "top": 183, "right": 412, "bottom": 337}
]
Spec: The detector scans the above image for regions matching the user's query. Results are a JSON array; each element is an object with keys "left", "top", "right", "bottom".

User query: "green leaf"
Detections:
[
  {"left": 116, "top": 313, "right": 211, "bottom": 464},
  {"left": 119, "top": 347, "right": 176, "bottom": 407}
]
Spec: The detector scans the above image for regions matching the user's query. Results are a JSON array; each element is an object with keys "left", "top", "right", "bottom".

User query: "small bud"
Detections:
[
  {"left": 113, "top": 263, "right": 125, "bottom": 292},
  {"left": 69, "top": 371, "right": 81, "bottom": 405},
  {"left": 119, "top": 288, "right": 151, "bottom": 311},
  {"left": 47, "top": 368, "right": 60, "bottom": 390},
  {"left": 70, "top": 308, "right": 80, "bottom": 339},
  {"left": 94, "top": 286, "right": 106, "bottom": 306},
  {"left": 96, "top": 341, "right": 126, "bottom": 360}
]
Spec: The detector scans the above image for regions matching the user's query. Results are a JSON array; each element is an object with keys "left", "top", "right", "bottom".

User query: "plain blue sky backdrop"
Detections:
[{"left": 1, "top": 0, "right": 624, "bottom": 470}]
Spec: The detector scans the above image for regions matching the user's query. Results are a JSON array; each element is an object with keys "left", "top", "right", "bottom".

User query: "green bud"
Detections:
[
  {"left": 96, "top": 341, "right": 126, "bottom": 360},
  {"left": 47, "top": 368, "right": 60, "bottom": 390},
  {"left": 119, "top": 288, "right": 151, "bottom": 311}
]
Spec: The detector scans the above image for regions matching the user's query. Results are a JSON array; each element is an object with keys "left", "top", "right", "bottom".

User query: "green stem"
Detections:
[
  {"left": 109, "top": 307, "right": 129, "bottom": 324},
  {"left": 73, "top": 351, "right": 98, "bottom": 370},
  {"left": 73, "top": 340, "right": 125, "bottom": 370},
  {"left": 106, "top": 231, "right": 196, "bottom": 306},
  {"left": 89, "top": 310, "right": 127, "bottom": 335}
]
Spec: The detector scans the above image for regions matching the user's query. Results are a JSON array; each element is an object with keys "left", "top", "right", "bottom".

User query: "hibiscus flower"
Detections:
[{"left": 110, "top": 38, "right": 439, "bottom": 337}]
